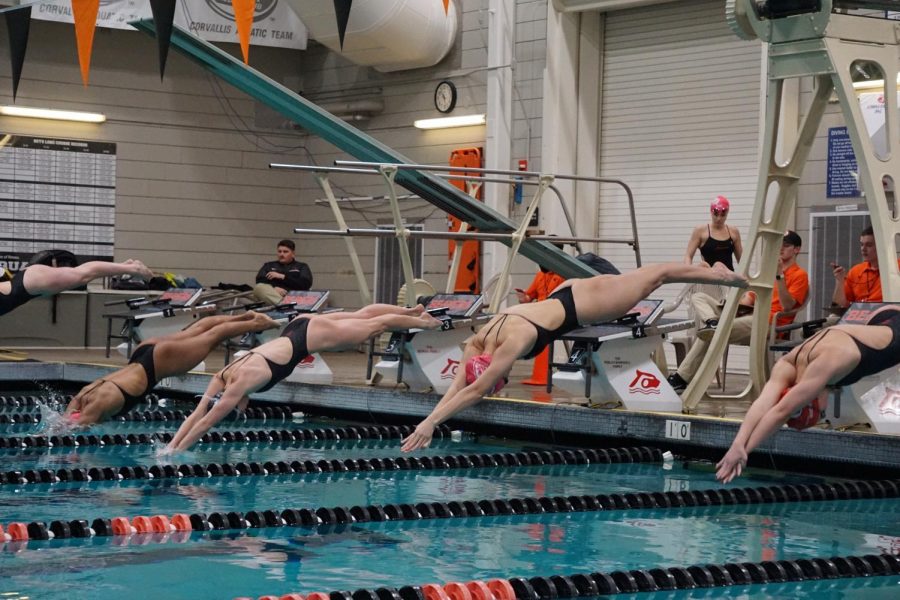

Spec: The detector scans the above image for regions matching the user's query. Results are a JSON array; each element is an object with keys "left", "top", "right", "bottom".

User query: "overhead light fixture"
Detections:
[
  {"left": 414, "top": 114, "right": 485, "bottom": 130},
  {"left": 0, "top": 106, "right": 106, "bottom": 123}
]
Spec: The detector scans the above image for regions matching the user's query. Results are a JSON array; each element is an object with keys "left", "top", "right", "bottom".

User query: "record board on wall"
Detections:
[{"left": 0, "top": 135, "right": 116, "bottom": 273}]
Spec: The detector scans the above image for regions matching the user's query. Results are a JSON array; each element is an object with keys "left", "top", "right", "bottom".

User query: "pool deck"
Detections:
[{"left": 2, "top": 347, "right": 899, "bottom": 475}]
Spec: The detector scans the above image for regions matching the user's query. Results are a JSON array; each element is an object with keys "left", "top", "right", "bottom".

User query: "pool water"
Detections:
[{"left": 1, "top": 395, "right": 899, "bottom": 599}]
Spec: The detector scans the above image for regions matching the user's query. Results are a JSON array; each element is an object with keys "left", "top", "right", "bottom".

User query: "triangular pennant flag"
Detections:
[
  {"left": 149, "top": 0, "right": 176, "bottom": 81},
  {"left": 442, "top": 0, "right": 450, "bottom": 16},
  {"left": 333, "top": 0, "right": 352, "bottom": 50},
  {"left": 4, "top": 6, "right": 31, "bottom": 101},
  {"left": 71, "top": 0, "right": 100, "bottom": 86},
  {"left": 231, "top": 0, "right": 253, "bottom": 64}
]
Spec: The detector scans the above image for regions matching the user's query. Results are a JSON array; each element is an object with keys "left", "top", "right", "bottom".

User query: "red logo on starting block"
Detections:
[
  {"left": 295, "top": 354, "right": 316, "bottom": 369},
  {"left": 879, "top": 387, "right": 900, "bottom": 417},
  {"left": 629, "top": 370, "right": 661, "bottom": 395},
  {"left": 440, "top": 358, "right": 460, "bottom": 380}
]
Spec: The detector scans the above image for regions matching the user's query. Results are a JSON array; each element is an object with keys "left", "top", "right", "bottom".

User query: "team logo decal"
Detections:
[
  {"left": 440, "top": 358, "right": 460, "bottom": 380},
  {"left": 295, "top": 354, "right": 316, "bottom": 368},
  {"left": 879, "top": 386, "right": 900, "bottom": 417},
  {"left": 629, "top": 370, "right": 660, "bottom": 395}
]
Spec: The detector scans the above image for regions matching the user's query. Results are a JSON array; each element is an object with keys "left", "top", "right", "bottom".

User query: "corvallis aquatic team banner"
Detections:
[{"left": 33, "top": 0, "right": 308, "bottom": 49}]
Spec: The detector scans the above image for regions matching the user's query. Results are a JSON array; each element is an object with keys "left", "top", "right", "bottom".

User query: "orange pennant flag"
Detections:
[
  {"left": 71, "top": 0, "right": 100, "bottom": 86},
  {"left": 231, "top": 0, "right": 254, "bottom": 64},
  {"left": 442, "top": 0, "right": 450, "bottom": 15}
]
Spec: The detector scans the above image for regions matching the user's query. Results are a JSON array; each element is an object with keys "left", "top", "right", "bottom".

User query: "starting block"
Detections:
[
  {"left": 368, "top": 294, "right": 488, "bottom": 393},
  {"left": 818, "top": 302, "right": 900, "bottom": 434},
  {"left": 550, "top": 299, "right": 691, "bottom": 412},
  {"left": 104, "top": 288, "right": 214, "bottom": 357}
]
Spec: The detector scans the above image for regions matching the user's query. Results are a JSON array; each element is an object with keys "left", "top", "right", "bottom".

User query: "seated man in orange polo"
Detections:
[
  {"left": 831, "top": 226, "right": 900, "bottom": 307},
  {"left": 667, "top": 231, "right": 809, "bottom": 393}
]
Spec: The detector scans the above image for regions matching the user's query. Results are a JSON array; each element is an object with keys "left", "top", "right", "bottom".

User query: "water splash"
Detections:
[{"left": 35, "top": 399, "right": 76, "bottom": 435}]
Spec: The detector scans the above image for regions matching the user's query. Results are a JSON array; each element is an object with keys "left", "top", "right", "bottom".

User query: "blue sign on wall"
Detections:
[{"left": 827, "top": 126, "right": 860, "bottom": 198}]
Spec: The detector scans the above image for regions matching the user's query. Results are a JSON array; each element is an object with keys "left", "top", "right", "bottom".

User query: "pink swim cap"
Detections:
[
  {"left": 711, "top": 196, "right": 730, "bottom": 212},
  {"left": 464, "top": 354, "right": 506, "bottom": 394}
]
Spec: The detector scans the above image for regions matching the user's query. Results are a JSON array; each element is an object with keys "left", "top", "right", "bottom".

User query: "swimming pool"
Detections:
[{"left": 2, "top": 393, "right": 899, "bottom": 599}]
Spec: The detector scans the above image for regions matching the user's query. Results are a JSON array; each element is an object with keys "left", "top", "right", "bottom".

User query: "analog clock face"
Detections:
[{"left": 434, "top": 81, "right": 457, "bottom": 113}]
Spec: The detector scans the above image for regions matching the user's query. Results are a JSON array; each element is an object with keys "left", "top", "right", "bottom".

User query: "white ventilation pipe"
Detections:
[{"left": 283, "top": 0, "right": 458, "bottom": 72}]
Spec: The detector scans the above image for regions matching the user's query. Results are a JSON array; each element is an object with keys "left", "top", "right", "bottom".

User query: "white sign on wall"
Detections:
[{"left": 33, "top": 0, "right": 308, "bottom": 50}]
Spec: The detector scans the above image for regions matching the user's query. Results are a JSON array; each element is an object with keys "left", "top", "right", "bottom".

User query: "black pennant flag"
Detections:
[
  {"left": 5, "top": 6, "right": 31, "bottom": 101},
  {"left": 149, "top": 0, "right": 177, "bottom": 80},
  {"left": 333, "top": 0, "right": 352, "bottom": 50}
]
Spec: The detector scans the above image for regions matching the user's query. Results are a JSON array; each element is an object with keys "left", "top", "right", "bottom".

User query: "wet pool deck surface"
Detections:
[{"left": 2, "top": 347, "right": 898, "bottom": 476}]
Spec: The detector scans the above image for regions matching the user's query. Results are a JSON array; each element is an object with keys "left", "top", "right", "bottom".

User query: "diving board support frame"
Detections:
[
  {"left": 379, "top": 165, "right": 418, "bottom": 304},
  {"left": 684, "top": 2, "right": 900, "bottom": 411},
  {"left": 129, "top": 19, "right": 595, "bottom": 280},
  {"left": 275, "top": 163, "right": 623, "bottom": 307},
  {"left": 314, "top": 173, "right": 372, "bottom": 306}
]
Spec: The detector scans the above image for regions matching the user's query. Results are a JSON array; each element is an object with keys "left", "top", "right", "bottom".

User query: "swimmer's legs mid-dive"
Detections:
[
  {"left": 21, "top": 260, "right": 153, "bottom": 296},
  {"left": 568, "top": 262, "right": 747, "bottom": 325}
]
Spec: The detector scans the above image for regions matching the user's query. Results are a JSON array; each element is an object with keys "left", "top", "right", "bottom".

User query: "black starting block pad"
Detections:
[
  {"left": 423, "top": 293, "right": 484, "bottom": 318},
  {"left": 102, "top": 288, "right": 212, "bottom": 357},
  {"left": 280, "top": 290, "right": 330, "bottom": 313},
  {"left": 838, "top": 302, "right": 900, "bottom": 325}
]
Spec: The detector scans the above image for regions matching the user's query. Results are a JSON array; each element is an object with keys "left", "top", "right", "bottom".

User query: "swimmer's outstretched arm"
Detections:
[
  {"left": 167, "top": 378, "right": 224, "bottom": 452},
  {"left": 170, "top": 385, "right": 247, "bottom": 452},
  {"left": 716, "top": 363, "right": 827, "bottom": 483},
  {"left": 401, "top": 341, "right": 520, "bottom": 452}
]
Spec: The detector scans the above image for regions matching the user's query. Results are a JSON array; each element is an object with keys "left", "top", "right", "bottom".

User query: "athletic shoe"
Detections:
[
  {"left": 696, "top": 319, "right": 719, "bottom": 342},
  {"left": 667, "top": 372, "right": 687, "bottom": 394}
]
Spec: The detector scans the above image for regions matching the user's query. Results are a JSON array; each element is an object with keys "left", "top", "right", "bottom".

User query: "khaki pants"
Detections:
[
  {"left": 252, "top": 283, "right": 283, "bottom": 306},
  {"left": 676, "top": 292, "right": 753, "bottom": 382}
]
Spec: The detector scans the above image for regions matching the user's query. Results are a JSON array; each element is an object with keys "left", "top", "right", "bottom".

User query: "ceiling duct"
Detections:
[{"left": 283, "top": 0, "right": 458, "bottom": 72}]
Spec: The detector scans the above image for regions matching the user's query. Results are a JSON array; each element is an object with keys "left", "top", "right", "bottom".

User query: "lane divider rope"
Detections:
[
  {"left": 0, "top": 422, "right": 454, "bottom": 453},
  {"left": 235, "top": 553, "right": 900, "bottom": 600}
]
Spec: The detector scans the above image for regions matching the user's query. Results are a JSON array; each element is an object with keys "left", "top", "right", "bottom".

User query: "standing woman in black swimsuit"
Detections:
[
  {"left": 401, "top": 262, "right": 748, "bottom": 452},
  {"left": 0, "top": 258, "right": 153, "bottom": 316},
  {"left": 682, "top": 196, "right": 743, "bottom": 270},
  {"left": 716, "top": 305, "right": 900, "bottom": 484},
  {"left": 166, "top": 304, "right": 442, "bottom": 452}
]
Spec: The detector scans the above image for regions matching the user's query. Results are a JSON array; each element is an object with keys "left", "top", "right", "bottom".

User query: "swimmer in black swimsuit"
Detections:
[
  {"left": 401, "top": 262, "right": 749, "bottom": 452},
  {"left": 165, "top": 304, "right": 443, "bottom": 452},
  {"left": 716, "top": 305, "right": 900, "bottom": 483},
  {"left": 682, "top": 196, "right": 743, "bottom": 271},
  {"left": 64, "top": 312, "right": 278, "bottom": 425},
  {"left": 0, "top": 258, "right": 154, "bottom": 317}
]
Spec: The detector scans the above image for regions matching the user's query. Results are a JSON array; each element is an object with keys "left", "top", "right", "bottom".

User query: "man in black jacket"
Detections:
[{"left": 252, "top": 239, "right": 313, "bottom": 305}]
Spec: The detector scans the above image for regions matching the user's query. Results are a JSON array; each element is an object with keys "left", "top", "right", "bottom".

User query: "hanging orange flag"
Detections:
[
  {"left": 443, "top": 0, "right": 450, "bottom": 15},
  {"left": 71, "top": 0, "right": 100, "bottom": 86},
  {"left": 231, "top": 0, "right": 254, "bottom": 64}
]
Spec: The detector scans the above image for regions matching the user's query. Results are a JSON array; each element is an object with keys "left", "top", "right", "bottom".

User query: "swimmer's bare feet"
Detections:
[
  {"left": 404, "top": 304, "right": 427, "bottom": 316},
  {"left": 712, "top": 262, "right": 748, "bottom": 288},
  {"left": 249, "top": 311, "right": 279, "bottom": 330},
  {"left": 124, "top": 259, "right": 154, "bottom": 280},
  {"left": 418, "top": 314, "right": 443, "bottom": 330}
]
